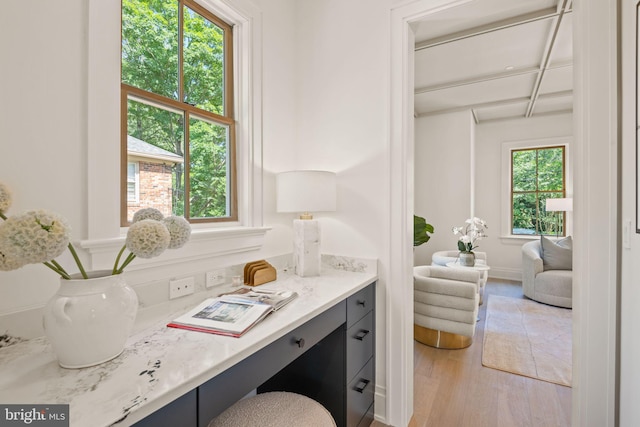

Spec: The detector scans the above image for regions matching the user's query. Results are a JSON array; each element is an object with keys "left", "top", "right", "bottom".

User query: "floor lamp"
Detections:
[
  {"left": 276, "top": 170, "right": 336, "bottom": 277},
  {"left": 545, "top": 197, "right": 573, "bottom": 238}
]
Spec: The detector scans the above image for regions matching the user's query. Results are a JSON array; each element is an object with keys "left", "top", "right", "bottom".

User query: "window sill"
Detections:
[
  {"left": 499, "top": 234, "right": 541, "bottom": 244},
  {"left": 78, "top": 226, "right": 271, "bottom": 271}
]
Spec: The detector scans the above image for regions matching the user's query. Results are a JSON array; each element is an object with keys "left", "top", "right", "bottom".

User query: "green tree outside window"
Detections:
[
  {"left": 511, "top": 146, "right": 565, "bottom": 235},
  {"left": 121, "top": 0, "right": 235, "bottom": 224}
]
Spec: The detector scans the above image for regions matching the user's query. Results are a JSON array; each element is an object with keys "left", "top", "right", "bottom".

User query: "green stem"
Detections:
[
  {"left": 0, "top": 212, "right": 6, "bottom": 220},
  {"left": 112, "top": 245, "right": 127, "bottom": 275},
  {"left": 50, "top": 259, "right": 69, "bottom": 277},
  {"left": 115, "top": 253, "right": 136, "bottom": 275},
  {"left": 67, "top": 243, "right": 88, "bottom": 279},
  {"left": 43, "top": 262, "right": 71, "bottom": 280}
]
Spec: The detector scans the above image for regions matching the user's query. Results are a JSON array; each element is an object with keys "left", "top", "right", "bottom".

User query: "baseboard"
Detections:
[
  {"left": 374, "top": 384, "right": 386, "bottom": 423},
  {"left": 488, "top": 267, "right": 522, "bottom": 282}
]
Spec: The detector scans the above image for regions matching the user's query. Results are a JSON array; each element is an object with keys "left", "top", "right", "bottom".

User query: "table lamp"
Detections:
[
  {"left": 545, "top": 197, "right": 573, "bottom": 238},
  {"left": 276, "top": 170, "right": 336, "bottom": 277}
]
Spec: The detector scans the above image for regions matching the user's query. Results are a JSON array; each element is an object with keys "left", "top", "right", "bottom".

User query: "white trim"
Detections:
[
  {"left": 388, "top": 1, "right": 472, "bottom": 425},
  {"left": 78, "top": 226, "right": 270, "bottom": 272},
  {"left": 86, "top": 0, "right": 264, "bottom": 258},
  {"left": 572, "top": 0, "right": 618, "bottom": 425},
  {"left": 500, "top": 136, "right": 572, "bottom": 238}
]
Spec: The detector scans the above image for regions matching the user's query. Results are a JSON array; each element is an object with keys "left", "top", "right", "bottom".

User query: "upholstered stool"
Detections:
[{"left": 208, "top": 391, "right": 336, "bottom": 427}]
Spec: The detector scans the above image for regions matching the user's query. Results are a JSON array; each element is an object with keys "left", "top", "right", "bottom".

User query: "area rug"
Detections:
[{"left": 482, "top": 295, "right": 572, "bottom": 387}]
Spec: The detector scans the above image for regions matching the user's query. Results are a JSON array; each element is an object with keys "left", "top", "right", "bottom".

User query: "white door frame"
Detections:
[{"left": 388, "top": 0, "right": 619, "bottom": 425}]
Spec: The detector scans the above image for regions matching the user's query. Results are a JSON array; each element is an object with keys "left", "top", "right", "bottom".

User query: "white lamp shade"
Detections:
[
  {"left": 276, "top": 170, "right": 337, "bottom": 213},
  {"left": 546, "top": 197, "right": 573, "bottom": 212}
]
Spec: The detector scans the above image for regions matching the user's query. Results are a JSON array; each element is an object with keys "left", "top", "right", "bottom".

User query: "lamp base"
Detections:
[{"left": 293, "top": 219, "right": 321, "bottom": 277}]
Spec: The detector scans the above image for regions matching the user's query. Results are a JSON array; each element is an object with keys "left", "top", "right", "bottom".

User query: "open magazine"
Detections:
[{"left": 167, "top": 288, "right": 297, "bottom": 337}]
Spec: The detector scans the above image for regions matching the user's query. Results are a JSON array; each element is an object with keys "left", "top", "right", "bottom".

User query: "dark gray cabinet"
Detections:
[
  {"left": 259, "top": 282, "right": 376, "bottom": 427},
  {"left": 134, "top": 282, "right": 375, "bottom": 427}
]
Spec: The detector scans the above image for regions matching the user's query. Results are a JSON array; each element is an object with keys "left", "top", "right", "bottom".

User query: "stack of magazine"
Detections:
[{"left": 167, "top": 288, "right": 298, "bottom": 337}]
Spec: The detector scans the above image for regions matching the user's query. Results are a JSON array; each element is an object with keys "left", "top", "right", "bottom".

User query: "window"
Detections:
[
  {"left": 127, "top": 162, "right": 139, "bottom": 203},
  {"left": 511, "top": 146, "right": 565, "bottom": 235},
  {"left": 121, "top": 0, "right": 236, "bottom": 226}
]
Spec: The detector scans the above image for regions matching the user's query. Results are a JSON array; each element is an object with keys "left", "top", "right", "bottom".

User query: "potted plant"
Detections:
[
  {"left": 452, "top": 217, "right": 488, "bottom": 266},
  {"left": 0, "top": 182, "right": 191, "bottom": 368},
  {"left": 414, "top": 214, "right": 434, "bottom": 247}
]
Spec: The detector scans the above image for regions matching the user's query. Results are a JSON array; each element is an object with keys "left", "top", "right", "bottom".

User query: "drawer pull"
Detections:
[
  {"left": 357, "top": 300, "right": 366, "bottom": 308},
  {"left": 354, "top": 329, "right": 370, "bottom": 341},
  {"left": 295, "top": 338, "right": 305, "bottom": 349},
  {"left": 354, "top": 379, "right": 370, "bottom": 393}
]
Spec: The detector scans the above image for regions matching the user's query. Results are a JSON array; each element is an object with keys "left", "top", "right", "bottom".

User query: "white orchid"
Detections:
[{"left": 452, "top": 217, "right": 488, "bottom": 253}]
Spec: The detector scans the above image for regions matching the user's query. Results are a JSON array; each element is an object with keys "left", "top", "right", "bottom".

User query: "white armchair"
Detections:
[
  {"left": 431, "top": 250, "right": 488, "bottom": 304},
  {"left": 414, "top": 265, "right": 482, "bottom": 349},
  {"left": 522, "top": 240, "right": 572, "bottom": 308}
]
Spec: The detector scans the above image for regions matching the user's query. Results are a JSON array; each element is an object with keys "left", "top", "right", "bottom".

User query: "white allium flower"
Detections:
[
  {"left": 460, "top": 235, "right": 471, "bottom": 244},
  {"left": 0, "top": 182, "right": 11, "bottom": 214},
  {"left": 0, "top": 242, "right": 25, "bottom": 271},
  {"left": 162, "top": 216, "right": 191, "bottom": 249},
  {"left": 0, "top": 210, "right": 71, "bottom": 264},
  {"left": 132, "top": 208, "right": 164, "bottom": 223},
  {"left": 126, "top": 219, "right": 170, "bottom": 259}
]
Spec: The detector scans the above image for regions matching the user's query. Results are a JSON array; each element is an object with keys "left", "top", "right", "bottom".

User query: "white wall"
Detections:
[
  {"left": 0, "top": 0, "right": 90, "bottom": 315},
  {"left": 292, "top": 0, "right": 392, "bottom": 420},
  {"left": 414, "top": 111, "right": 474, "bottom": 265},
  {"left": 475, "top": 113, "right": 573, "bottom": 280},
  {"left": 413, "top": 112, "right": 573, "bottom": 278}
]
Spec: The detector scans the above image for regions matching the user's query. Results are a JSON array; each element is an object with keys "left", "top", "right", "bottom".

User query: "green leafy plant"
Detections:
[{"left": 414, "top": 215, "right": 434, "bottom": 247}]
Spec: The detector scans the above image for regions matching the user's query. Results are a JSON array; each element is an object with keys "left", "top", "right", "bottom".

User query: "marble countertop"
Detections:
[{"left": 0, "top": 267, "right": 377, "bottom": 427}]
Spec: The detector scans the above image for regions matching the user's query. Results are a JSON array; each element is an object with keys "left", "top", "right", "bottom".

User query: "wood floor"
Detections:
[{"left": 371, "top": 279, "right": 571, "bottom": 427}]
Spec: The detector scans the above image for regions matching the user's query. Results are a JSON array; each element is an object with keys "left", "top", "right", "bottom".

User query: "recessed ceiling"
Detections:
[{"left": 412, "top": 0, "right": 573, "bottom": 123}]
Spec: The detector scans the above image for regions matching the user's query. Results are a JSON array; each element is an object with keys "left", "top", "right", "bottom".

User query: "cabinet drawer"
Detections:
[
  {"left": 356, "top": 402, "right": 374, "bottom": 427},
  {"left": 346, "top": 283, "right": 375, "bottom": 328},
  {"left": 346, "top": 358, "right": 374, "bottom": 427},
  {"left": 346, "top": 311, "right": 374, "bottom": 382},
  {"left": 198, "top": 300, "right": 346, "bottom": 426}
]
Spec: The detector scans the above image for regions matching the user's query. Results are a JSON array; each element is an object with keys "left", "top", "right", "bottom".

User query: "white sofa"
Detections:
[
  {"left": 521, "top": 239, "right": 572, "bottom": 308},
  {"left": 414, "top": 265, "right": 482, "bottom": 349}
]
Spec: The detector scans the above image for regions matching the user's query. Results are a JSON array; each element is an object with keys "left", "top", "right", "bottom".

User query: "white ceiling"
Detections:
[{"left": 412, "top": 0, "right": 573, "bottom": 124}]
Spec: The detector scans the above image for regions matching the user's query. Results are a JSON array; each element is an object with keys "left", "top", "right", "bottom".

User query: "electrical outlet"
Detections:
[
  {"left": 169, "top": 277, "right": 195, "bottom": 299},
  {"left": 206, "top": 269, "right": 225, "bottom": 288}
]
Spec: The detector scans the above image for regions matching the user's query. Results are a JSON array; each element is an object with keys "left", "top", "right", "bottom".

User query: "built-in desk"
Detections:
[{"left": 0, "top": 267, "right": 376, "bottom": 427}]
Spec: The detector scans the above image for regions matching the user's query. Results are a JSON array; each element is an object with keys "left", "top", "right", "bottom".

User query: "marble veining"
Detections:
[
  {"left": 0, "top": 333, "right": 24, "bottom": 349},
  {"left": 0, "top": 265, "right": 377, "bottom": 427}
]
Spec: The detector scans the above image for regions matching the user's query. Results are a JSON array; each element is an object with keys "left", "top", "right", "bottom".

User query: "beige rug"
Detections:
[{"left": 482, "top": 295, "right": 572, "bottom": 387}]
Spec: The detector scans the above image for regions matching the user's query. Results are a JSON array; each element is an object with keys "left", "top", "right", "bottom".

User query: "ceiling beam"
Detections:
[
  {"left": 414, "top": 6, "right": 572, "bottom": 51},
  {"left": 525, "top": 0, "right": 571, "bottom": 117},
  {"left": 414, "top": 62, "right": 572, "bottom": 95},
  {"left": 415, "top": 90, "right": 573, "bottom": 118}
]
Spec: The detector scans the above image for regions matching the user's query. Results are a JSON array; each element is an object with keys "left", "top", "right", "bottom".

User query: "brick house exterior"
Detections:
[{"left": 127, "top": 135, "right": 183, "bottom": 221}]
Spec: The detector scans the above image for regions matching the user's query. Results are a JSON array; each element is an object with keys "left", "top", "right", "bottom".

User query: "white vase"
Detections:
[
  {"left": 43, "top": 270, "right": 138, "bottom": 369},
  {"left": 459, "top": 252, "right": 475, "bottom": 267}
]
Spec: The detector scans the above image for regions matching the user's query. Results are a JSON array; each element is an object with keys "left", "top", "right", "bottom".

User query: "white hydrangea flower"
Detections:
[
  {"left": 132, "top": 208, "right": 164, "bottom": 223},
  {"left": 162, "top": 216, "right": 191, "bottom": 249},
  {"left": 0, "top": 210, "right": 71, "bottom": 265},
  {"left": 126, "top": 219, "right": 170, "bottom": 259},
  {"left": 0, "top": 182, "right": 11, "bottom": 214}
]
